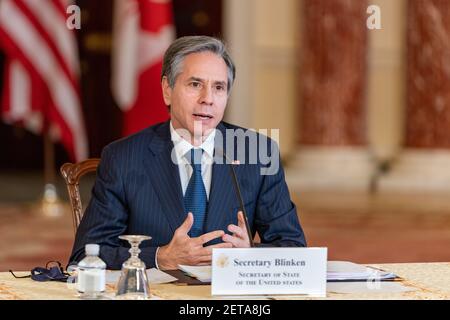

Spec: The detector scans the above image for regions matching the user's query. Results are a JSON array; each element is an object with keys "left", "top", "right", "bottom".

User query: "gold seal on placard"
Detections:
[{"left": 216, "top": 254, "right": 230, "bottom": 268}]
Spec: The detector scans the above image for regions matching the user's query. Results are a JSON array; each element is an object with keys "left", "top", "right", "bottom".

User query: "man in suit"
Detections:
[{"left": 69, "top": 36, "right": 306, "bottom": 270}]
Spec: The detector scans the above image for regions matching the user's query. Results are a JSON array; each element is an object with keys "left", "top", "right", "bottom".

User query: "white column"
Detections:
[
  {"left": 367, "top": 0, "right": 407, "bottom": 164},
  {"left": 286, "top": 146, "right": 376, "bottom": 192},
  {"left": 379, "top": 149, "right": 450, "bottom": 193},
  {"left": 223, "top": 0, "right": 300, "bottom": 158},
  {"left": 223, "top": 0, "right": 254, "bottom": 128}
]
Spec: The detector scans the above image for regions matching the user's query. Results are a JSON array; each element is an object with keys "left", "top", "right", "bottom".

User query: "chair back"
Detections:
[{"left": 60, "top": 159, "right": 100, "bottom": 233}]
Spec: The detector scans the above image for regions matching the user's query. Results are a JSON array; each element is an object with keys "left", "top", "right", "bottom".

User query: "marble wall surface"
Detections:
[
  {"left": 300, "top": 0, "right": 368, "bottom": 146},
  {"left": 406, "top": 0, "right": 450, "bottom": 148}
]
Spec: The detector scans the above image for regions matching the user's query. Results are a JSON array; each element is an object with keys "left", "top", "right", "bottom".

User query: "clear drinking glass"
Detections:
[{"left": 116, "top": 235, "right": 152, "bottom": 300}]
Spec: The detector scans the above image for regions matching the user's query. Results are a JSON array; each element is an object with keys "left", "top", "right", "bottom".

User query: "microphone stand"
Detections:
[{"left": 217, "top": 149, "right": 255, "bottom": 247}]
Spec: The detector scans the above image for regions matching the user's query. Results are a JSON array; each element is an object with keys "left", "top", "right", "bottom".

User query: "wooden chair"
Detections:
[
  {"left": 60, "top": 158, "right": 100, "bottom": 233},
  {"left": 61, "top": 158, "right": 261, "bottom": 243}
]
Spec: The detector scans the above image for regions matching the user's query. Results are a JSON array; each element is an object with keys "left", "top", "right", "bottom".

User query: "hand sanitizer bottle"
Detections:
[{"left": 77, "top": 244, "right": 106, "bottom": 299}]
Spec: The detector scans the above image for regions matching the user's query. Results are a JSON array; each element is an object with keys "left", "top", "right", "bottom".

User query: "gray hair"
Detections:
[{"left": 161, "top": 36, "right": 236, "bottom": 93}]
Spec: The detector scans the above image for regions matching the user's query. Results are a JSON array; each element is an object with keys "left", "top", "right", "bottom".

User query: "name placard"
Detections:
[{"left": 211, "top": 247, "right": 327, "bottom": 296}]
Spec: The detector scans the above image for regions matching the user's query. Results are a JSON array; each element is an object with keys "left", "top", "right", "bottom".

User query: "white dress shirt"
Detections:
[
  {"left": 155, "top": 122, "right": 216, "bottom": 269},
  {"left": 170, "top": 121, "right": 216, "bottom": 199}
]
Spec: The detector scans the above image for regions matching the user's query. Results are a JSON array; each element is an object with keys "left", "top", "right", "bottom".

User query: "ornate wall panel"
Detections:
[
  {"left": 406, "top": 0, "right": 450, "bottom": 148},
  {"left": 300, "top": 0, "right": 368, "bottom": 146}
]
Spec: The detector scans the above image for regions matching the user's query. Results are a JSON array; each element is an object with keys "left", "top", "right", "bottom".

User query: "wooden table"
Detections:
[{"left": 1, "top": 263, "right": 450, "bottom": 300}]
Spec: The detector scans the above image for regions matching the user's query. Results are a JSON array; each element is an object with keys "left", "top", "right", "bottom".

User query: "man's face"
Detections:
[{"left": 162, "top": 51, "right": 229, "bottom": 141}]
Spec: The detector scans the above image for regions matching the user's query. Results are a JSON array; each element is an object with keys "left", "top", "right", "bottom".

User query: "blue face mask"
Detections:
[{"left": 10, "top": 261, "right": 70, "bottom": 282}]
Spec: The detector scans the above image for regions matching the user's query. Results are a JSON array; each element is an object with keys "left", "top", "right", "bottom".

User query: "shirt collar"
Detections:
[{"left": 170, "top": 121, "right": 216, "bottom": 160}]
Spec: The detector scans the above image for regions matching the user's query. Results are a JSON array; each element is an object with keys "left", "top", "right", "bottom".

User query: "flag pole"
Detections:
[
  {"left": 41, "top": 132, "right": 63, "bottom": 217},
  {"left": 44, "top": 131, "right": 55, "bottom": 187}
]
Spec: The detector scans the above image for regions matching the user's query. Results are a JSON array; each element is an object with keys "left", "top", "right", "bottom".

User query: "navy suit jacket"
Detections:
[{"left": 69, "top": 121, "right": 306, "bottom": 269}]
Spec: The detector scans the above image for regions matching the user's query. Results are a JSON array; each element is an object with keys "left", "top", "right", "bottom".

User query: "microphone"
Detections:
[{"left": 215, "top": 148, "right": 255, "bottom": 247}]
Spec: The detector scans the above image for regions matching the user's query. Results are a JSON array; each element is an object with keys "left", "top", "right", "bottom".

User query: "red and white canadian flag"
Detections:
[
  {"left": 0, "top": 0, "right": 88, "bottom": 162},
  {"left": 112, "top": 0, "right": 175, "bottom": 136}
]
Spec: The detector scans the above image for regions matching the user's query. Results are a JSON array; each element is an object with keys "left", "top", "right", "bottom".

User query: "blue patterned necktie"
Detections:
[{"left": 184, "top": 148, "right": 207, "bottom": 237}]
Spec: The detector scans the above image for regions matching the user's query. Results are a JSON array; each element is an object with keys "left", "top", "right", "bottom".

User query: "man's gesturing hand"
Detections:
[
  {"left": 222, "top": 211, "right": 251, "bottom": 248},
  {"left": 156, "top": 212, "right": 232, "bottom": 270}
]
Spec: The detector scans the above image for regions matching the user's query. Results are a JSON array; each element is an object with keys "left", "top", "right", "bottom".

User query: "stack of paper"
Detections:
[
  {"left": 327, "top": 261, "right": 398, "bottom": 281},
  {"left": 178, "top": 261, "right": 398, "bottom": 283},
  {"left": 178, "top": 265, "right": 212, "bottom": 282}
]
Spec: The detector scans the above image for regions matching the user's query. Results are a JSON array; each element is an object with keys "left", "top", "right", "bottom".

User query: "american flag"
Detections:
[{"left": 0, "top": 0, "right": 88, "bottom": 162}]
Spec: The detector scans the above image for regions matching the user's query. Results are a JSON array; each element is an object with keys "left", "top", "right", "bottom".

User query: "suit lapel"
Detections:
[
  {"left": 205, "top": 123, "right": 239, "bottom": 233},
  {"left": 143, "top": 121, "right": 240, "bottom": 234},
  {"left": 143, "top": 121, "right": 186, "bottom": 233}
]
